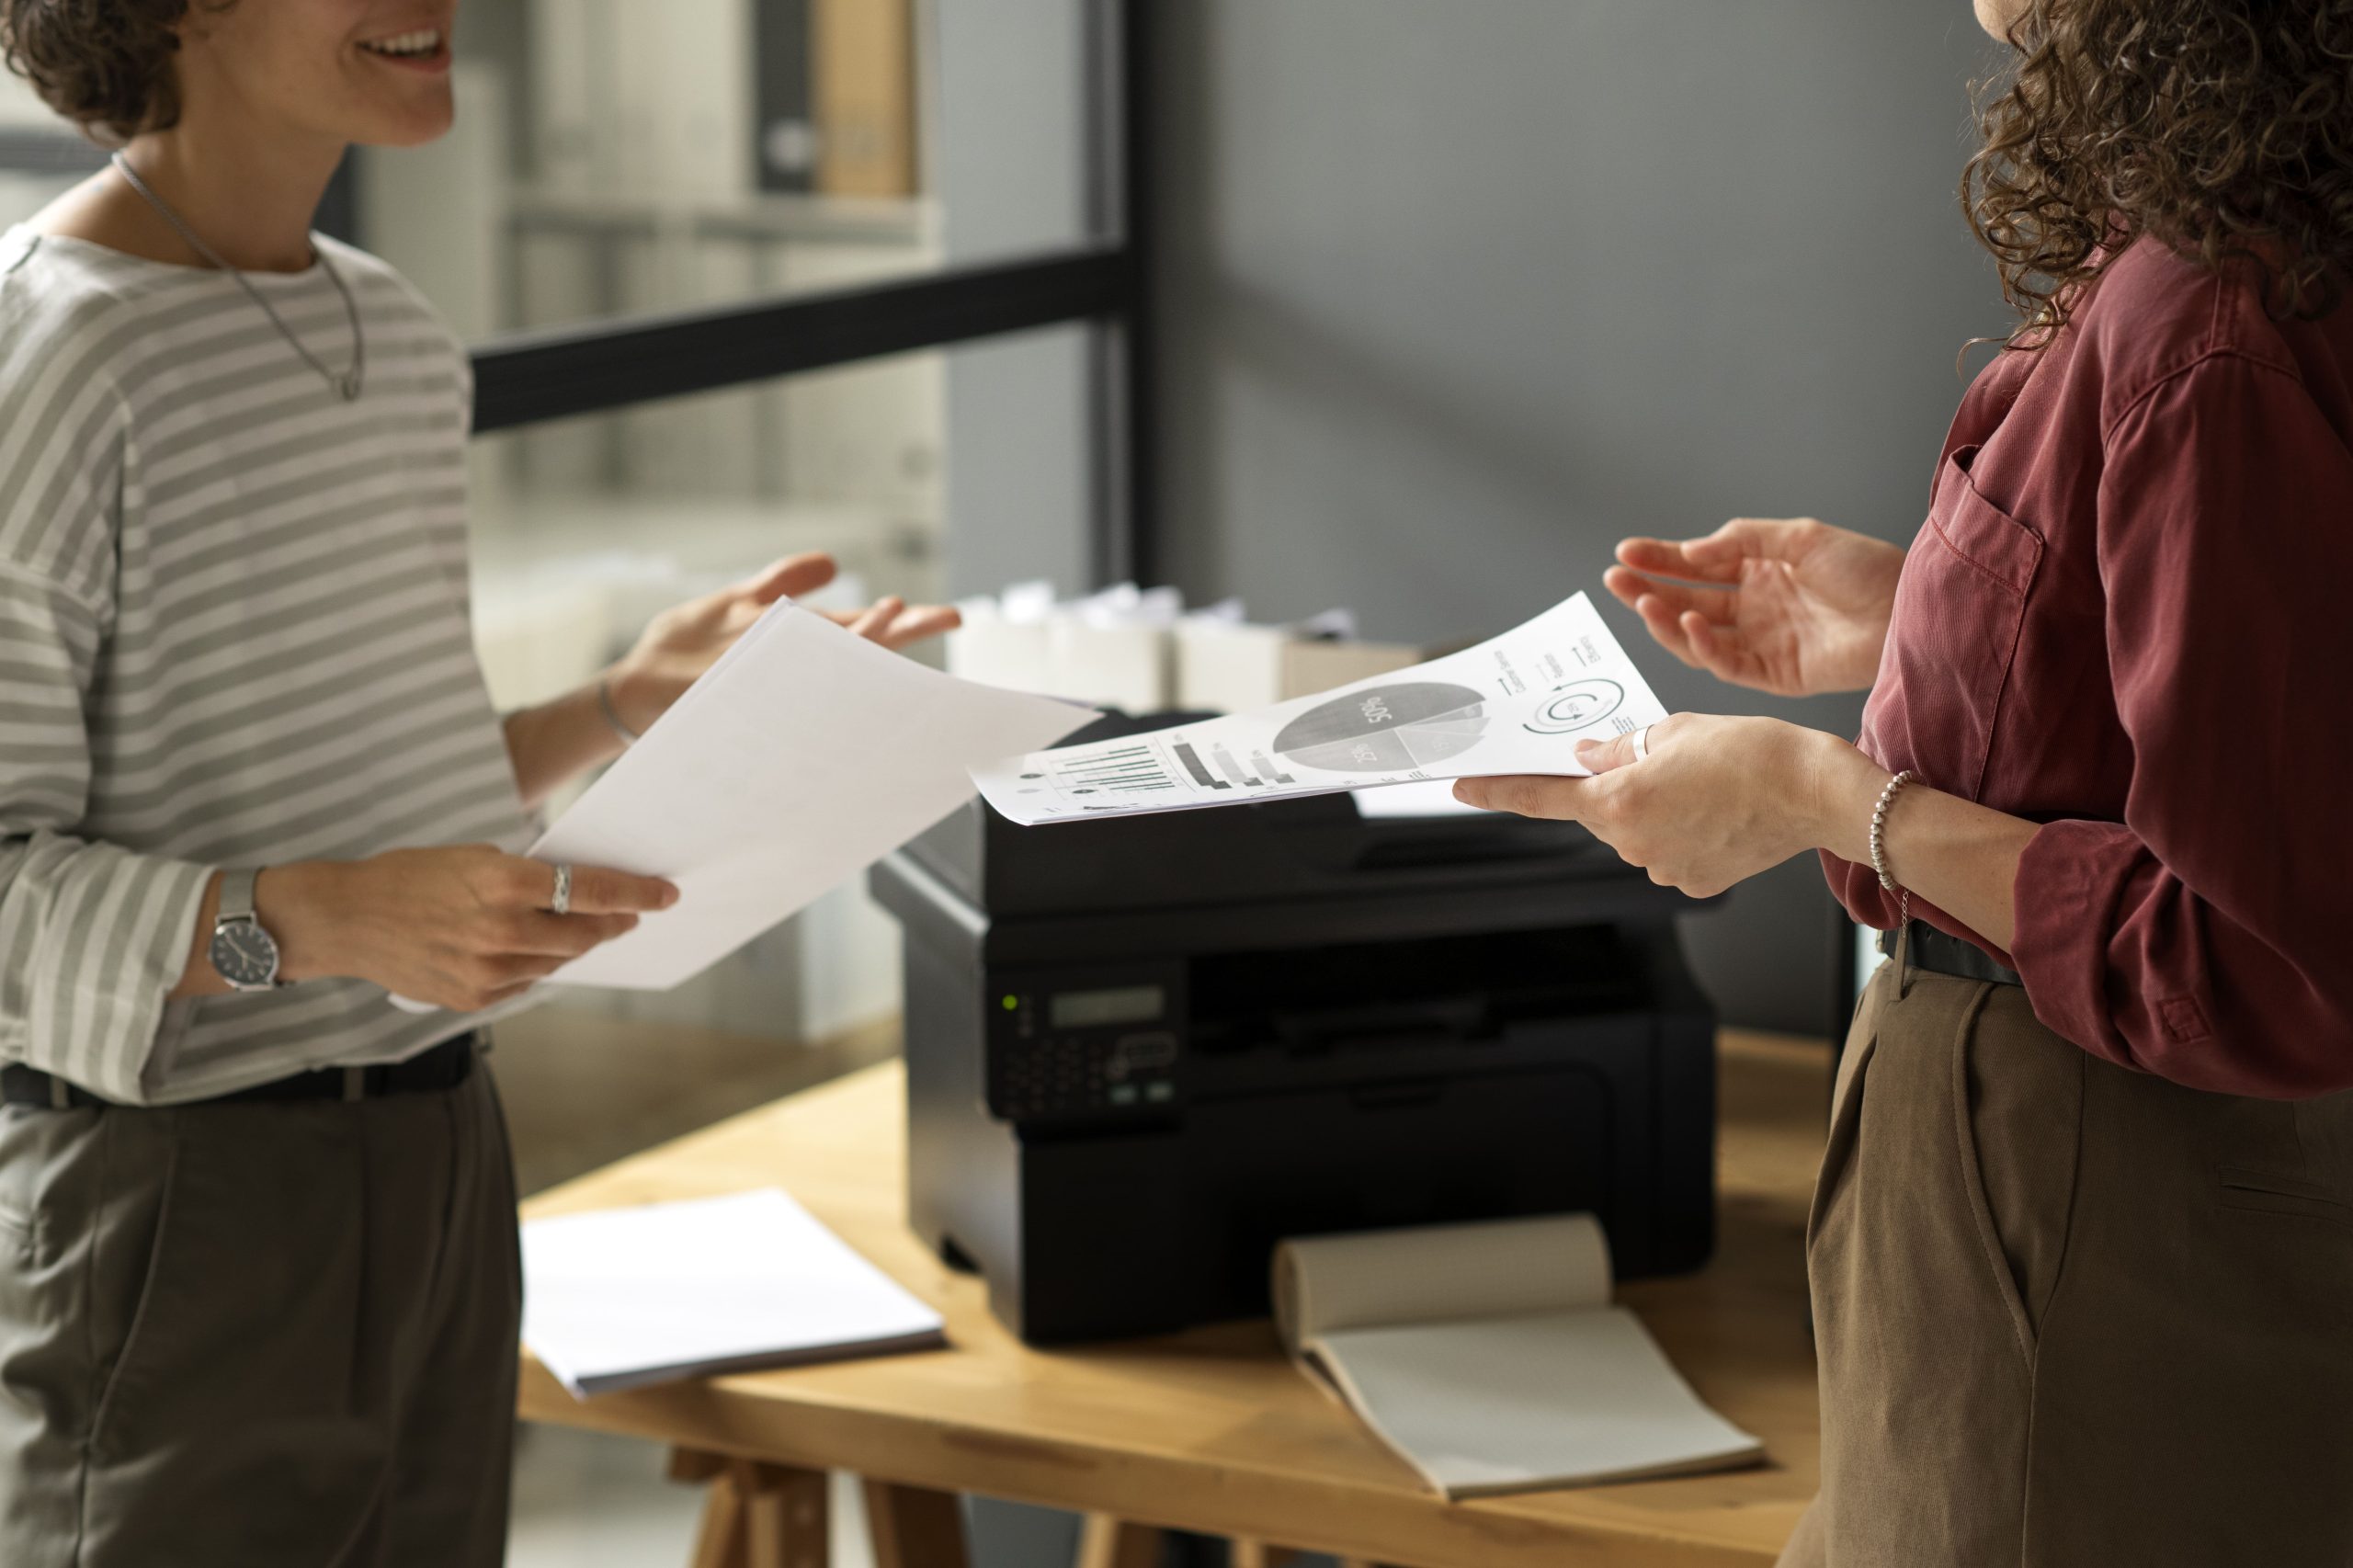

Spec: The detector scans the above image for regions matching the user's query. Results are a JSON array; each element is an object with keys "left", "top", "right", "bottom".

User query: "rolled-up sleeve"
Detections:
[
  {"left": 0, "top": 558, "right": 210, "bottom": 1107},
  {"left": 2011, "top": 350, "right": 2353, "bottom": 1096}
]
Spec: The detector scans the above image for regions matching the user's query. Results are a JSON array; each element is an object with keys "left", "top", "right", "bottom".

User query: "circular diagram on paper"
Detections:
[
  {"left": 1522, "top": 678, "right": 1625, "bottom": 735},
  {"left": 1272, "top": 681, "right": 1489, "bottom": 774}
]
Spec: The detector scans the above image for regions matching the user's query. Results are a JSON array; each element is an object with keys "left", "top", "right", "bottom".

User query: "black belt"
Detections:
[
  {"left": 0, "top": 1032, "right": 479, "bottom": 1111},
  {"left": 1880, "top": 921, "right": 2023, "bottom": 987}
]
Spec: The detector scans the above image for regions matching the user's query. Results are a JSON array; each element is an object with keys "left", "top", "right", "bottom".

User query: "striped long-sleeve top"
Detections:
[{"left": 0, "top": 226, "right": 532, "bottom": 1105}]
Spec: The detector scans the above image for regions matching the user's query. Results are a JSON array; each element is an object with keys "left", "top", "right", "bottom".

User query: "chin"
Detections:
[{"left": 353, "top": 97, "right": 457, "bottom": 149}]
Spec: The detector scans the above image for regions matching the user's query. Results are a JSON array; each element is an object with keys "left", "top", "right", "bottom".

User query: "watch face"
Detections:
[{"left": 210, "top": 921, "right": 279, "bottom": 988}]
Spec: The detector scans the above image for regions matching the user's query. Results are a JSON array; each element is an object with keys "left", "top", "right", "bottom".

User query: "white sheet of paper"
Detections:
[
  {"left": 1350, "top": 779, "right": 1489, "bottom": 819},
  {"left": 521, "top": 1187, "right": 945, "bottom": 1400},
  {"left": 530, "top": 600, "right": 1090, "bottom": 989},
  {"left": 972, "top": 592, "right": 1665, "bottom": 825}
]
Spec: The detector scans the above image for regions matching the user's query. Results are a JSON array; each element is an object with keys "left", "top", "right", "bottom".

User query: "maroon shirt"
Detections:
[{"left": 1824, "top": 238, "right": 2353, "bottom": 1097}]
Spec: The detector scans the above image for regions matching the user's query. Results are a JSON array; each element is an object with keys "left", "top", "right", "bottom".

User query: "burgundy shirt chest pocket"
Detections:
[{"left": 1880, "top": 445, "right": 2046, "bottom": 801}]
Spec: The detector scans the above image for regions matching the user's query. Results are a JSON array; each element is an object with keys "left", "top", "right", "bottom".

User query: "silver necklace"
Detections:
[{"left": 109, "top": 152, "right": 365, "bottom": 402}]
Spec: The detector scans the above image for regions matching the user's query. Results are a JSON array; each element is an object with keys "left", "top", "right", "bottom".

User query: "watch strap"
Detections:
[{"left": 217, "top": 866, "right": 260, "bottom": 925}]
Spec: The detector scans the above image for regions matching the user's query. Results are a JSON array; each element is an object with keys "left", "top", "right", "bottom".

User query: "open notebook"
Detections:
[
  {"left": 522, "top": 1188, "right": 946, "bottom": 1399},
  {"left": 1273, "top": 1214, "right": 1762, "bottom": 1499}
]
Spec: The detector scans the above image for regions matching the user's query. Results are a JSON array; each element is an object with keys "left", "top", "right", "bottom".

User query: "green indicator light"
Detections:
[{"left": 1001, "top": 994, "right": 1019, "bottom": 1012}]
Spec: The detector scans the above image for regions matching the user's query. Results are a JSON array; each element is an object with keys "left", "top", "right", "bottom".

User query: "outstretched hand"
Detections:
[
  {"left": 1603, "top": 517, "right": 1903, "bottom": 698},
  {"left": 607, "top": 552, "right": 961, "bottom": 734}
]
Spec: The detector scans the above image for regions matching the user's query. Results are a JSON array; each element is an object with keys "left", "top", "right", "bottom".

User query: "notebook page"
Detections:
[{"left": 1313, "top": 1308, "right": 1762, "bottom": 1498}]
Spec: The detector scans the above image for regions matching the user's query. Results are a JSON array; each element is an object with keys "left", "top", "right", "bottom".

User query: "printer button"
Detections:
[
  {"left": 1108, "top": 1084, "right": 1141, "bottom": 1107},
  {"left": 1144, "top": 1080, "right": 1175, "bottom": 1104},
  {"left": 1116, "top": 1032, "right": 1180, "bottom": 1070}
]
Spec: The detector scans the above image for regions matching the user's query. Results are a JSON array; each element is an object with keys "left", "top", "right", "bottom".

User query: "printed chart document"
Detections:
[
  {"left": 522, "top": 1188, "right": 947, "bottom": 1400},
  {"left": 973, "top": 592, "right": 1665, "bottom": 824},
  {"left": 529, "top": 600, "right": 1091, "bottom": 989},
  {"left": 1273, "top": 1214, "right": 1762, "bottom": 1499}
]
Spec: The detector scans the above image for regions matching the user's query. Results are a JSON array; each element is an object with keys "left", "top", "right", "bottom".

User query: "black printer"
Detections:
[{"left": 869, "top": 715, "right": 1719, "bottom": 1346}]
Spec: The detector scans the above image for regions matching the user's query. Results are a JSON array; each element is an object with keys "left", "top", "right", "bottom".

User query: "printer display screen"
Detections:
[{"left": 1050, "top": 984, "right": 1167, "bottom": 1029}]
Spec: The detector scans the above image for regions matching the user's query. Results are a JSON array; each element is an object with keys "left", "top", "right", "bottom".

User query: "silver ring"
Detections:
[
  {"left": 1631, "top": 725, "right": 1653, "bottom": 764},
  {"left": 551, "top": 862, "right": 573, "bottom": 916}
]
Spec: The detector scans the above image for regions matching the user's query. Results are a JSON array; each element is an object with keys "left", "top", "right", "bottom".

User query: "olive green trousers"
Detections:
[
  {"left": 1779, "top": 954, "right": 2353, "bottom": 1568},
  {"left": 0, "top": 1060, "right": 521, "bottom": 1567}
]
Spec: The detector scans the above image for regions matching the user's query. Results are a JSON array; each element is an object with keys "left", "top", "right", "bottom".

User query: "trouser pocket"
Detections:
[
  {"left": 1806, "top": 964, "right": 1886, "bottom": 1255},
  {"left": 0, "top": 1106, "right": 176, "bottom": 1568},
  {"left": 1951, "top": 982, "right": 2085, "bottom": 1355},
  {"left": 1803, "top": 971, "right": 2050, "bottom": 1568}
]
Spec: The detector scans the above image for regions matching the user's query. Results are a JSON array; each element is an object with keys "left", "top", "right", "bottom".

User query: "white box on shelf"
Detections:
[
  {"left": 1046, "top": 620, "right": 1169, "bottom": 712},
  {"left": 1175, "top": 619, "right": 1290, "bottom": 713}
]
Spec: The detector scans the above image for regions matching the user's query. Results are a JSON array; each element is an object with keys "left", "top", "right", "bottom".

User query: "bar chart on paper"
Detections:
[{"left": 1030, "top": 744, "right": 1183, "bottom": 800}]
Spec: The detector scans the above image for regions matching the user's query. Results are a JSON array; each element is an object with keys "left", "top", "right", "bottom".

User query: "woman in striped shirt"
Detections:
[{"left": 0, "top": 2, "right": 951, "bottom": 1562}]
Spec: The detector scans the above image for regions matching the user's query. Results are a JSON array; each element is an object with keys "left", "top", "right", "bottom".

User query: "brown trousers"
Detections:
[
  {"left": 0, "top": 1059, "right": 521, "bottom": 1568},
  {"left": 1779, "top": 950, "right": 2353, "bottom": 1568}
]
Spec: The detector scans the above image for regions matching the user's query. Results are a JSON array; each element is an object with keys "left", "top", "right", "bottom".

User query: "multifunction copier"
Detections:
[{"left": 870, "top": 716, "right": 1720, "bottom": 1345}]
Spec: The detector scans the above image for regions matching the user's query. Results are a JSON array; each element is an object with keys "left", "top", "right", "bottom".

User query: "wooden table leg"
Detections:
[
  {"left": 668, "top": 1448, "right": 827, "bottom": 1568},
  {"left": 1075, "top": 1513, "right": 1164, "bottom": 1568},
  {"left": 686, "top": 1470, "right": 747, "bottom": 1568},
  {"left": 861, "top": 1478, "right": 970, "bottom": 1568}
]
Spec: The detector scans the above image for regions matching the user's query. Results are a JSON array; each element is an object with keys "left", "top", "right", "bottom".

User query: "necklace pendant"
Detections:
[{"left": 338, "top": 371, "right": 363, "bottom": 403}]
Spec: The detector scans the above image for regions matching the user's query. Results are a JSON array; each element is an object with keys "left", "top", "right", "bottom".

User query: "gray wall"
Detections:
[
  {"left": 936, "top": 0, "right": 1098, "bottom": 598},
  {"left": 1151, "top": 0, "right": 2010, "bottom": 1034}
]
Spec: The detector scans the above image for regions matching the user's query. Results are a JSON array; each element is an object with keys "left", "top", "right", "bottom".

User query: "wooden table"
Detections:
[{"left": 517, "top": 1031, "right": 1829, "bottom": 1568}]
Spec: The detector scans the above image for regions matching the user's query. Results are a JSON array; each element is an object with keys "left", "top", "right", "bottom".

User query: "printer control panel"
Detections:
[{"left": 989, "top": 969, "right": 1185, "bottom": 1122}]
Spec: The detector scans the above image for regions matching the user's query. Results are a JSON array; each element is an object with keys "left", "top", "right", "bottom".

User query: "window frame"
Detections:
[{"left": 466, "top": 0, "right": 1154, "bottom": 585}]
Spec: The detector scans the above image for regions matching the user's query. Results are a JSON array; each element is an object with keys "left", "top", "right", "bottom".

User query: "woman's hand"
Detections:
[
  {"left": 605, "top": 552, "right": 961, "bottom": 735},
  {"left": 1451, "top": 713, "right": 1869, "bottom": 898},
  {"left": 1604, "top": 517, "right": 1904, "bottom": 697},
  {"left": 257, "top": 847, "right": 678, "bottom": 1013}
]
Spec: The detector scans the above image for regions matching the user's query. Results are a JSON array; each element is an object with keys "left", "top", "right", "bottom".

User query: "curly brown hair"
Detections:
[
  {"left": 0, "top": 0, "right": 200, "bottom": 143},
  {"left": 1965, "top": 0, "right": 2353, "bottom": 346}
]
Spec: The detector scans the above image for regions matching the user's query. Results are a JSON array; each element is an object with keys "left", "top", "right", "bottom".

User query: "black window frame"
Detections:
[{"left": 469, "top": 0, "right": 1154, "bottom": 586}]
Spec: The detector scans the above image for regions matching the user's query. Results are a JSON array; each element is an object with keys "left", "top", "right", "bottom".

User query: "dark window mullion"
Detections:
[{"left": 471, "top": 246, "right": 1132, "bottom": 433}]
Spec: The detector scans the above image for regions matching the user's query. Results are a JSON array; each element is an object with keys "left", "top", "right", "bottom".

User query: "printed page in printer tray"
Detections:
[{"left": 972, "top": 592, "right": 1668, "bottom": 825}]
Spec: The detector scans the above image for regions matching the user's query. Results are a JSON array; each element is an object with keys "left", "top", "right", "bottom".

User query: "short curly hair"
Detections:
[
  {"left": 0, "top": 0, "right": 199, "bottom": 143},
  {"left": 1967, "top": 0, "right": 2353, "bottom": 346}
]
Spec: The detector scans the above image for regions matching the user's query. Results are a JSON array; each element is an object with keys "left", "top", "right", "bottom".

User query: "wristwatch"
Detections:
[{"left": 209, "top": 867, "right": 286, "bottom": 992}]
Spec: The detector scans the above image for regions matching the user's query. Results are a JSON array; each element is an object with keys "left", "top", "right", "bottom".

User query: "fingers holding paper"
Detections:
[
  {"left": 295, "top": 846, "right": 680, "bottom": 1014},
  {"left": 1452, "top": 713, "right": 1834, "bottom": 900}
]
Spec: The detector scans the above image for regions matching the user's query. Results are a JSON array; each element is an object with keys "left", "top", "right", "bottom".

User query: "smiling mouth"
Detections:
[{"left": 359, "top": 28, "right": 444, "bottom": 59}]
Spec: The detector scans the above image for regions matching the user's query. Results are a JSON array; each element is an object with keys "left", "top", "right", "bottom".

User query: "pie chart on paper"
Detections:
[{"left": 1272, "top": 682, "right": 1490, "bottom": 774}]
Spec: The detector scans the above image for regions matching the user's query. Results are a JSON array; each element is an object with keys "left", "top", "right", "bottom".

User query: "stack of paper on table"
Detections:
[
  {"left": 521, "top": 1188, "right": 947, "bottom": 1399},
  {"left": 1273, "top": 1214, "right": 1762, "bottom": 1498}
]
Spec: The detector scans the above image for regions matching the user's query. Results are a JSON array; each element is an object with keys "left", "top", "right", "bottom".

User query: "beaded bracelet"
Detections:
[
  {"left": 1870, "top": 768, "right": 1917, "bottom": 926},
  {"left": 1869, "top": 769, "right": 1915, "bottom": 892}
]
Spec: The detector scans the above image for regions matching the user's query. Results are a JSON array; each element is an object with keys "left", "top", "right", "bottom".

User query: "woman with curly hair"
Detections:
[
  {"left": 0, "top": 1, "right": 949, "bottom": 1563},
  {"left": 1459, "top": 0, "right": 2353, "bottom": 1562}
]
